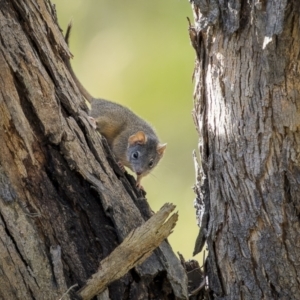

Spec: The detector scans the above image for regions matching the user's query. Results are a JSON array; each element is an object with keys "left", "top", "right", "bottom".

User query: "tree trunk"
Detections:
[
  {"left": 0, "top": 0, "right": 188, "bottom": 299},
  {"left": 191, "top": 0, "right": 300, "bottom": 299}
]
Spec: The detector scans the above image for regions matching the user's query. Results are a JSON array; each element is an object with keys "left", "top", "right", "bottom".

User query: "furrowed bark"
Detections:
[
  {"left": 190, "top": 0, "right": 300, "bottom": 299},
  {"left": 0, "top": 0, "right": 188, "bottom": 299}
]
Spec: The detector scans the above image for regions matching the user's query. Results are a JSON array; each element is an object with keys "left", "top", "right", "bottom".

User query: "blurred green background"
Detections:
[{"left": 54, "top": 0, "right": 200, "bottom": 259}]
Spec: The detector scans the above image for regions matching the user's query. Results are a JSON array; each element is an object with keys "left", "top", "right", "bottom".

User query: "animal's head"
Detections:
[{"left": 126, "top": 131, "right": 167, "bottom": 179}]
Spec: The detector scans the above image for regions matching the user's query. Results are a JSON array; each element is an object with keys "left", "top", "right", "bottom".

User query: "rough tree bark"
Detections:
[
  {"left": 0, "top": 0, "right": 188, "bottom": 299},
  {"left": 190, "top": 0, "right": 300, "bottom": 299}
]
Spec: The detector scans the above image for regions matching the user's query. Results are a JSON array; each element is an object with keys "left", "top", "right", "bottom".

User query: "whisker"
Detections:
[{"left": 148, "top": 172, "right": 158, "bottom": 180}]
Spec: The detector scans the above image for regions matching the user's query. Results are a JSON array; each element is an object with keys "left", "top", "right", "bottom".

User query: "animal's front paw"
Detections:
[
  {"left": 87, "top": 116, "right": 97, "bottom": 129},
  {"left": 136, "top": 182, "right": 144, "bottom": 190},
  {"left": 117, "top": 161, "right": 126, "bottom": 173},
  {"left": 136, "top": 174, "right": 145, "bottom": 190}
]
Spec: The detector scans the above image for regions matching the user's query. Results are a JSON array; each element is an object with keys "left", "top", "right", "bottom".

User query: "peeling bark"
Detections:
[
  {"left": 0, "top": 0, "right": 188, "bottom": 299},
  {"left": 191, "top": 0, "right": 300, "bottom": 299}
]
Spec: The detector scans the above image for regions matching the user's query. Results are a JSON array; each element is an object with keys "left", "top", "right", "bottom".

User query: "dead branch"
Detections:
[{"left": 78, "top": 203, "right": 178, "bottom": 300}]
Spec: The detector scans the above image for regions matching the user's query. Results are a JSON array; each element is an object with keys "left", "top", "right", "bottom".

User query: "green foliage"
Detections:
[{"left": 55, "top": 0, "right": 199, "bottom": 258}]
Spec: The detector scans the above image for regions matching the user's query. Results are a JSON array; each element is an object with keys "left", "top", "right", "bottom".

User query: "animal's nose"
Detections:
[{"left": 136, "top": 171, "right": 142, "bottom": 176}]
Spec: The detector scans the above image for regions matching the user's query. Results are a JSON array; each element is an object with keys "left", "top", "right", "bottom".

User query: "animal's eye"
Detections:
[
  {"left": 148, "top": 160, "right": 154, "bottom": 168},
  {"left": 132, "top": 151, "right": 139, "bottom": 160}
]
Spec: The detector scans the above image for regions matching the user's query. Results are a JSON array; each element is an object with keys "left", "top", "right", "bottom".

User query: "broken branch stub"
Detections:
[{"left": 78, "top": 203, "right": 178, "bottom": 300}]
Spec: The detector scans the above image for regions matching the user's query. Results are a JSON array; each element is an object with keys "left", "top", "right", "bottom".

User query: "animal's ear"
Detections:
[
  {"left": 88, "top": 116, "right": 97, "bottom": 129},
  {"left": 128, "top": 131, "right": 147, "bottom": 145},
  {"left": 157, "top": 143, "right": 167, "bottom": 156}
]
